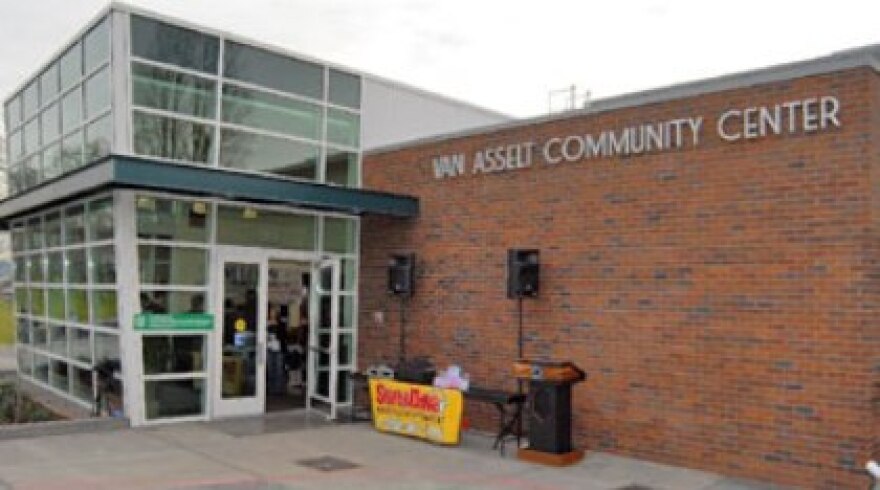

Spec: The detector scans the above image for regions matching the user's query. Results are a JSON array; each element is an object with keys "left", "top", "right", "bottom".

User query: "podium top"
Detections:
[{"left": 513, "top": 359, "right": 586, "bottom": 383}]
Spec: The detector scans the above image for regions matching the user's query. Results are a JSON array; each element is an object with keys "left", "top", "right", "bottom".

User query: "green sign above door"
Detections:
[{"left": 134, "top": 313, "right": 214, "bottom": 331}]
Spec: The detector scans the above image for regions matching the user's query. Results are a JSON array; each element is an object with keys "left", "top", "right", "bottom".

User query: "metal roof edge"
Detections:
[
  {"left": 110, "top": 155, "right": 419, "bottom": 218},
  {"left": 365, "top": 47, "right": 880, "bottom": 156}
]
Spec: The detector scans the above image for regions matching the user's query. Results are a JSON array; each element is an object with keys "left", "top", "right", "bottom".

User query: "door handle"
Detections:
[{"left": 257, "top": 342, "right": 265, "bottom": 365}]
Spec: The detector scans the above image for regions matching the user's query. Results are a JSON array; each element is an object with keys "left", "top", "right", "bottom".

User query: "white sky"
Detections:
[{"left": 1, "top": 0, "right": 880, "bottom": 119}]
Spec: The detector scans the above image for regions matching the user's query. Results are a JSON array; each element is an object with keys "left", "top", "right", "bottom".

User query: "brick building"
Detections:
[{"left": 360, "top": 47, "right": 880, "bottom": 488}]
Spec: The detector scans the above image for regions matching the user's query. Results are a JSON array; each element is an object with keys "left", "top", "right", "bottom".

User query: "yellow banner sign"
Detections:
[{"left": 369, "top": 378, "right": 463, "bottom": 445}]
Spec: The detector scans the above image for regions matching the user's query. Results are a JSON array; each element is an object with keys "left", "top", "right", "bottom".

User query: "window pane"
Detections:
[
  {"left": 327, "top": 109, "right": 359, "bottom": 148},
  {"left": 30, "top": 288, "right": 45, "bottom": 316},
  {"left": 27, "top": 254, "right": 44, "bottom": 282},
  {"left": 64, "top": 205, "right": 86, "bottom": 245},
  {"left": 325, "top": 149, "right": 358, "bottom": 187},
  {"left": 9, "top": 166, "right": 23, "bottom": 196},
  {"left": 23, "top": 155, "right": 41, "bottom": 190},
  {"left": 50, "top": 360, "right": 69, "bottom": 391},
  {"left": 23, "top": 81, "right": 39, "bottom": 120},
  {"left": 133, "top": 112, "right": 214, "bottom": 164},
  {"left": 66, "top": 249, "right": 87, "bottom": 284},
  {"left": 341, "top": 258, "right": 356, "bottom": 291},
  {"left": 42, "top": 103, "right": 60, "bottom": 144},
  {"left": 32, "top": 322, "right": 48, "bottom": 349},
  {"left": 40, "top": 64, "right": 60, "bottom": 105},
  {"left": 34, "top": 354, "right": 49, "bottom": 383},
  {"left": 84, "top": 68, "right": 111, "bottom": 118},
  {"left": 61, "top": 87, "right": 83, "bottom": 133},
  {"left": 60, "top": 42, "right": 82, "bottom": 91},
  {"left": 42, "top": 143, "right": 63, "bottom": 180},
  {"left": 15, "top": 288, "right": 28, "bottom": 314},
  {"left": 49, "top": 325, "right": 67, "bottom": 356},
  {"left": 131, "top": 15, "right": 219, "bottom": 74},
  {"left": 142, "top": 335, "right": 205, "bottom": 375},
  {"left": 131, "top": 62, "right": 216, "bottom": 119},
  {"left": 219, "top": 129, "right": 318, "bottom": 179},
  {"left": 138, "top": 245, "right": 206, "bottom": 286},
  {"left": 221, "top": 84, "right": 321, "bottom": 140},
  {"left": 70, "top": 328, "right": 92, "bottom": 364},
  {"left": 136, "top": 197, "right": 210, "bottom": 242},
  {"left": 67, "top": 289, "right": 89, "bottom": 323},
  {"left": 14, "top": 256, "right": 25, "bottom": 282},
  {"left": 328, "top": 69, "right": 361, "bottom": 109},
  {"left": 83, "top": 17, "right": 110, "bottom": 74},
  {"left": 91, "top": 245, "right": 116, "bottom": 284},
  {"left": 92, "top": 290, "right": 117, "bottom": 327},
  {"left": 48, "top": 289, "right": 65, "bottom": 320},
  {"left": 224, "top": 41, "right": 323, "bottom": 100},
  {"left": 27, "top": 217, "right": 43, "bottom": 251},
  {"left": 217, "top": 205, "right": 316, "bottom": 250},
  {"left": 140, "top": 291, "right": 206, "bottom": 315},
  {"left": 9, "top": 130, "right": 22, "bottom": 162},
  {"left": 18, "top": 349, "right": 33, "bottom": 377},
  {"left": 88, "top": 198, "right": 114, "bottom": 241},
  {"left": 47, "top": 252, "right": 63, "bottom": 283},
  {"left": 61, "top": 130, "right": 84, "bottom": 172},
  {"left": 12, "top": 226, "right": 25, "bottom": 252},
  {"left": 85, "top": 113, "right": 112, "bottom": 162},
  {"left": 6, "top": 95, "right": 21, "bottom": 129},
  {"left": 145, "top": 379, "right": 205, "bottom": 420},
  {"left": 337, "top": 296, "right": 354, "bottom": 329},
  {"left": 94, "top": 332, "right": 119, "bottom": 363},
  {"left": 71, "top": 366, "right": 93, "bottom": 402},
  {"left": 323, "top": 217, "right": 356, "bottom": 253},
  {"left": 24, "top": 118, "right": 40, "bottom": 156},
  {"left": 16, "top": 318, "right": 30, "bottom": 345},
  {"left": 44, "top": 213, "right": 62, "bottom": 248}
]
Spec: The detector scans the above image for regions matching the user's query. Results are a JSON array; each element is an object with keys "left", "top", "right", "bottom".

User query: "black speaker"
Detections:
[
  {"left": 388, "top": 253, "right": 415, "bottom": 297},
  {"left": 527, "top": 380, "right": 574, "bottom": 454},
  {"left": 507, "top": 249, "right": 540, "bottom": 298}
]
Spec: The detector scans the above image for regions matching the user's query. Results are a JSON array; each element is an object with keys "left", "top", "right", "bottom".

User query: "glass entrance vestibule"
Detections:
[{"left": 11, "top": 188, "right": 359, "bottom": 426}]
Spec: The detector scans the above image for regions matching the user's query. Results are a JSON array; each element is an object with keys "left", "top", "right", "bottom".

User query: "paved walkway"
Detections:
[{"left": 0, "top": 412, "right": 784, "bottom": 490}]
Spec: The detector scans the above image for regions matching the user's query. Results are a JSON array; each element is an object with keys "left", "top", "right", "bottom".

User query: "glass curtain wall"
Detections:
[
  {"left": 132, "top": 192, "right": 359, "bottom": 420},
  {"left": 12, "top": 194, "right": 120, "bottom": 408},
  {"left": 4, "top": 16, "right": 112, "bottom": 197},
  {"left": 127, "top": 14, "right": 361, "bottom": 187}
]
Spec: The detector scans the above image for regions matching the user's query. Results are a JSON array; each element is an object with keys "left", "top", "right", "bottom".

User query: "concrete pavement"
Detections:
[{"left": 0, "top": 411, "right": 785, "bottom": 490}]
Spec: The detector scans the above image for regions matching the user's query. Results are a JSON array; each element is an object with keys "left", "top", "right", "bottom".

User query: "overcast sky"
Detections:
[{"left": 1, "top": 0, "right": 880, "bottom": 120}]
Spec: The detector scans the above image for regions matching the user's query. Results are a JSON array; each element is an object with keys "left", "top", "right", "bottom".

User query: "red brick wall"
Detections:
[{"left": 360, "top": 67, "right": 880, "bottom": 489}]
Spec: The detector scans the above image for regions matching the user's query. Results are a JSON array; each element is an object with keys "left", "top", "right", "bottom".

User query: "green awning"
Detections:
[{"left": 0, "top": 155, "right": 418, "bottom": 224}]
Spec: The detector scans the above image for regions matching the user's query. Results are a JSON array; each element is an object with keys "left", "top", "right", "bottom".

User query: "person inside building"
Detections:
[{"left": 266, "top": 303, "right": 289, "bottom": 397}]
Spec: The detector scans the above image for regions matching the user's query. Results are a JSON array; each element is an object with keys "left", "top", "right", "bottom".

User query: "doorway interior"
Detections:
[{"left": 213, "top": 247, "right": 351, "bottom": 420}]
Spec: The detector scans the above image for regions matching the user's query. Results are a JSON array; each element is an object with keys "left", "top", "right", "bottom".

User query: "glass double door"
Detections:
[{"left": 213, "top": 247, "right": 350, "bottom": 419}]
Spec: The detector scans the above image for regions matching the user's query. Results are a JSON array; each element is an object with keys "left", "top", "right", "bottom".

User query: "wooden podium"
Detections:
[{"left": 513, "top": 359, "right": 587, "bottom": 466}]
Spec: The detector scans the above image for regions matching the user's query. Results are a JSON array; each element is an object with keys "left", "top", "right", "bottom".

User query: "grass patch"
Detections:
[{"left": 0, "top": 298, "right": 12, "bottom": 345}]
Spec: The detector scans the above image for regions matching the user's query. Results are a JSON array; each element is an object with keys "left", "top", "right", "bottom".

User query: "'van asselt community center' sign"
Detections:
[{"left": 432, "top": 95, "right": 841, "bottom": 180}]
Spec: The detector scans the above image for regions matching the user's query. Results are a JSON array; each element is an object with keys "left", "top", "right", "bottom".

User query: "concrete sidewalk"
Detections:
[{"left": 0, "top": 411, "right": 784, "bottom": 490}]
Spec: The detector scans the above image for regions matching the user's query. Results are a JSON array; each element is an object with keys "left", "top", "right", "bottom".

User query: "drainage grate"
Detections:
[
  {"left": 615, "top": 485, "right": 658, "bottom": 490},
  {"left": 296, "top": 455, "right": 360, "bottom": 472}
]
